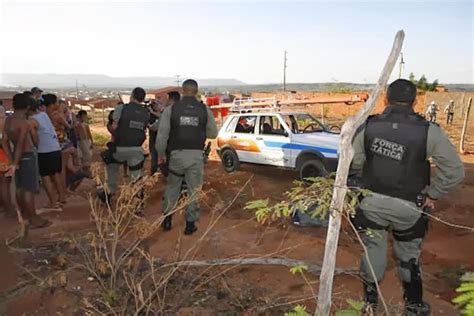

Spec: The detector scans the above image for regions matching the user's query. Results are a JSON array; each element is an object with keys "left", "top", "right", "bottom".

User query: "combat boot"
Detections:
[
  {"left": 97, "top": 190, "right": 113, "bottom": 204},
  {"left": 184, "top": 221, "right": 197, "bottom": 235},
  {"left": 402, "top": 280, "right": 431, "bottom": 316},
  {"left": 162, "top": 215, "right": 172, "bottom": 231},
  {"left": 362, "top": 282, "right": 378, "bottom": 314},
  {"left": 405, "top": 302, "right": 431, "bottom": 316}
]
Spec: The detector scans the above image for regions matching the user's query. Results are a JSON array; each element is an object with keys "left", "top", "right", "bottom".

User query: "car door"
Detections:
[
  {"left": 225, "top": 115, "right": 263, "bottom": 164},
  {"left": 255, "top": 115, "right": 292, "bottom": 167}
]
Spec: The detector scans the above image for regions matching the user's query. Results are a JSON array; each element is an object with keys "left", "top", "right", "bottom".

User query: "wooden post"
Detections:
[
  {"left": 460, "top": 97, "right": 472, "bottom": 155},
  {"left": 321, "top": 104, "right": 326, "bottom": 125},
  {"left": 315, "top": 30, "right": 405, "bottom": 316}
]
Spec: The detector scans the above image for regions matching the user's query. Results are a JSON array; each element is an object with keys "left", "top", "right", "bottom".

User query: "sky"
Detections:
[{"left": 0, "top": 0, "right": 472, "bottom": 84}]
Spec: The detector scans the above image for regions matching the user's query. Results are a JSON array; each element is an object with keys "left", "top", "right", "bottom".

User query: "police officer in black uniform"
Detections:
[
  {"left": 156, "top": 79, "right": 217, "bottom": 235},
  {"left": 99, "top": 87, "right": 150, "bottom": 201},
  {"left": 351, "top": 79, "right": 464, "bottom": 315}
]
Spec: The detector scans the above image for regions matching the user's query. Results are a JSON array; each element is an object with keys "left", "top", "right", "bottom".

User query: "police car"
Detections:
[{"left": 216, "top": 111, "right": 340, "bottom": 179}]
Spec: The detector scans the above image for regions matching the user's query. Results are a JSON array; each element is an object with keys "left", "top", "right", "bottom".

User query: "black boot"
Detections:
[
  {"left": 97, "top": 190, "right": 113, "bottom": 204},
  {"left": 401, "top": 258, "right": 430, "bottom": 316},
  {"left": 403, "top": 281, "right": 431, "bottom": 316},
  {"left": 363, "top": 281, "right": 378, "bottom": 313},
  {"left": 162, "top": 215, "right": 172, "bottom": 231},
  {"left": 184, "top": 221, "right": 197, "bottom": 235}
]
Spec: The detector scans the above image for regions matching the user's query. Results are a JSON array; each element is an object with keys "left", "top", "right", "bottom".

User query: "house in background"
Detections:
[
  {"left": 435, "top": 85, "right": 448, "bottom": 92},
  {"left": 0, "top": 91, "right": 19, "bottom": 110}
]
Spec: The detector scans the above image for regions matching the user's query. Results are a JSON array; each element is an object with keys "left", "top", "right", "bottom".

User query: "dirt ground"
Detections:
[{"left": 0, "top": 92, "right": 473, "bottom": 315}]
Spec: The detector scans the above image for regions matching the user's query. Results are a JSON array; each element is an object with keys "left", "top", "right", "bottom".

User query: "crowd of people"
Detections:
[
  {"left": 0, "top": 88, "right": 94, "bottom": 228},
  {"left": 0, "top": 80, "right": 214, "bottom": 233}
]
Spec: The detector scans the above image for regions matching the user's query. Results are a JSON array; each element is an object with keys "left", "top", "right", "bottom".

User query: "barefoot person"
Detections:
[
  {"left": 0, "top": 104, "right": 15, "bottom": 217},
  {"left": 44, "top": 94, "right": 70, "bottom": 205},
  {"left": 29, "top": 97, "right": 65, "bottom": 209},
  {"left": 2, "top": 94, "right": 50, "bottom": 228},
  {"left": 76, "top": 110, "right": 94, "bottom": 174}
]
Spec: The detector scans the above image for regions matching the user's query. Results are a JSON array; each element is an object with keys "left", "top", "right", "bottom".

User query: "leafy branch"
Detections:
[{"left": 245, "top": 175, "right": 369, "bottom": 224}]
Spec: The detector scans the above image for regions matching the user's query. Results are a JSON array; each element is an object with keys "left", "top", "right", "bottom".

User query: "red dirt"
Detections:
[{"left": 0, "top": 92, "right": 473, "bottom": 315}]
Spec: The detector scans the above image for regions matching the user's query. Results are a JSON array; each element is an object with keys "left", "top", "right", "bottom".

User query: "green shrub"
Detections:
[
  {"left": 92, "top": 132, "right": 110, "bottom": 146},
  {"left": 453, "top": 272, "right": 474, "bottom": 315}
]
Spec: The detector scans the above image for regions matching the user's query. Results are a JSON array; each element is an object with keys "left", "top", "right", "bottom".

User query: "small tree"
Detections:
[{"left": 408, "top": 73, "right": 439, "bottom": 91}]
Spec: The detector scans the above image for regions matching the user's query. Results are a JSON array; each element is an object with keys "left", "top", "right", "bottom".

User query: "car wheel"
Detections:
[
  {"left": 221, "top": 149, "right": 240, "bottom": 173},
  {"left": 299, "top": 159, "right": 328, "bottom": 180}
]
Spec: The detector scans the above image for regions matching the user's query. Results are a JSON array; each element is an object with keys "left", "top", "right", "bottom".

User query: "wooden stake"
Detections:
[
  {"left": 460, "top": 97, "right": 472, "bottom": 155},
  {"left": 315, "top": 30, "right": 405, "bottom": 316}
]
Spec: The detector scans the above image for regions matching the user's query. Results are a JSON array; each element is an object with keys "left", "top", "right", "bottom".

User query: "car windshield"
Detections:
[{"left": 281, "top": 113, "right": 327, "bottom": 134}]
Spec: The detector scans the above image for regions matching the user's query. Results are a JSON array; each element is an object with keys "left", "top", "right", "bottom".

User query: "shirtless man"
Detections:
[
  {"left": 2, "top": 94, "right": 50, "bottom": 228},
  {"left": 44, "top": 94, "right": 71, "bottom": 202}
]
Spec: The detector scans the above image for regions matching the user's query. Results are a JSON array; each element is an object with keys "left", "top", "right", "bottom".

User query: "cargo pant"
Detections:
[
  {"left": 162, "top": 149, "right": 204, "bottom": 222},
  {"left": 106, "top": 147, "right": 144, "bottom": 194},
  {"left": 357, "top": 194, "right": 424, "bottom": 284}
]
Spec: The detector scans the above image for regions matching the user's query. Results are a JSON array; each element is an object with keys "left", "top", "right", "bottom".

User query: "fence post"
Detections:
[
  {"left": 315, "top": 30, "right": 404, "bottom": 316},
  {"left": 460, "top": 97, "right": 472, "bottom": 155}
]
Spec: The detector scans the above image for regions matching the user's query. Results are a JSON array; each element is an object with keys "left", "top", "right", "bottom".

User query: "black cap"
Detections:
[
  {"left": 31, "top": 87, "right": 43, "bottom": 94},
  {"left": 387, "top": 79, "right": 417, "bottom": 104}
]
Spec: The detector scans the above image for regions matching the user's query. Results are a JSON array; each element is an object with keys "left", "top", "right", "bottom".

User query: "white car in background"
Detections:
[{"left": 216, "top": 111, "right": 340, "bottom": 179}]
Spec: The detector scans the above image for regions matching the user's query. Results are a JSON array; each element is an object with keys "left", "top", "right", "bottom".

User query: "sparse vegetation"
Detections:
[{"left": 92, "top": 132, "right": 110, "bottom": 146}]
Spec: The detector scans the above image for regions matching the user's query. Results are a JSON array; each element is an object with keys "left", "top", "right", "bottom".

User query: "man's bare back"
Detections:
[{"left": 5, "top": 112, "right": 35, "bottom": 155}]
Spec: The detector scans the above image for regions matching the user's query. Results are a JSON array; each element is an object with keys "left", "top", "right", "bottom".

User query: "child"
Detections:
[
  {"left": 3, "top": 94, "right": 50, "bottom": 228},
  {"left": 76, "top": 110, "right": 93, "bottom": 174}
]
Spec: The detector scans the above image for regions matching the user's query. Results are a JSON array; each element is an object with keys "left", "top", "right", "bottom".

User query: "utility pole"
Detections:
[
  {"left": 175, "top": 75, "right": 181, "bottom": 87},
  {"left": 283, "top": 50, "right": 288, "bottom": 91},
  {"left": 398, "top": 52, "right": 405, "bottom": 79},
  {"left": 75, "top": 79, "right": 79, "bottom": 100}
]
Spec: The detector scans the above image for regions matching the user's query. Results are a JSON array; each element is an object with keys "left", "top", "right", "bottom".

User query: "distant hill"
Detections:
[
  {"left": 0, "top": 73, "right": 245, "bottom": 89},
  {"left": 1, "top": 74, "right": 472, "bottom": 92}
]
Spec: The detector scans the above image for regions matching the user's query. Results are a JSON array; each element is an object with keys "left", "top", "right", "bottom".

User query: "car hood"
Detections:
[{"left": 291, "top": 132, "right": 340, "bottom": 154}]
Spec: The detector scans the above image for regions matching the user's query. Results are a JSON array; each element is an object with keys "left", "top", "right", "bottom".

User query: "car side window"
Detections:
[
  {"left": 260, "top": 115, "right": 288, "bottom": 136},
  {"left": 235, "top": 116, "right": 257, "bottom": 134},
  {"left": 225, "top": 117, "right": 238, "bottom": 133}
]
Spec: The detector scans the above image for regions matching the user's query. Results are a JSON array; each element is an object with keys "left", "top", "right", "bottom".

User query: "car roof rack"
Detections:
[{"left": 209, "top": 94, "right": 369, "bottom": 113}]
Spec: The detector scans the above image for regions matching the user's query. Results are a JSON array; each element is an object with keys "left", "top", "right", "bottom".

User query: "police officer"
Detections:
[
  {"left": 156, "top": 79, "right": 217, "bottom": 235},
  {"left": 425, "top": 101, "right": 438, "bottom": 123},
  {"left": 351, "top": 79, "right": 464, "bottom": 315},
  {"left": 99, "top": 87, "right": 150, "bottom": 202},
  {"left": 444, "top": 99, "right": 455, "bottom": 125}
]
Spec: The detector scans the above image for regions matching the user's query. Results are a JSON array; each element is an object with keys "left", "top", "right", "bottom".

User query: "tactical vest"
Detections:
[
  {"left": 115, "top": 103, "right": 149, "bottom": 147},
  {"left": 362, "top": 106, "right": 430, "bottom": 202},
  {"left": 168, "top": 96, "right": 208, "bottom": 152}
]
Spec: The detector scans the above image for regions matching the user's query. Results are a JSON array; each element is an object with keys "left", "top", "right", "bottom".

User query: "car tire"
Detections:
[
  {"left": 299, "top": 159, "right": 328, "bottom": 180},
  {"left": 221, "top": 149, "right": 240, "bottom": 173}
]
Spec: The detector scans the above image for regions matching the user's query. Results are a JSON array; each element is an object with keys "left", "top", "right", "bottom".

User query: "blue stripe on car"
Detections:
[{"left": 263, "top": 141, "right": 338, "bottom": 155}]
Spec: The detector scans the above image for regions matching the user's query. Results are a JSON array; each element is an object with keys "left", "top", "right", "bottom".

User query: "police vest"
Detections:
[
  {"left": 362, "top": 106, "right": 430, "bottom": 202},
  {"left": 168, "top": 96, "right": 208, "bottom": 152},
  {"left": 115, "top": 103, "right": 149, "bottom": 147}
]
